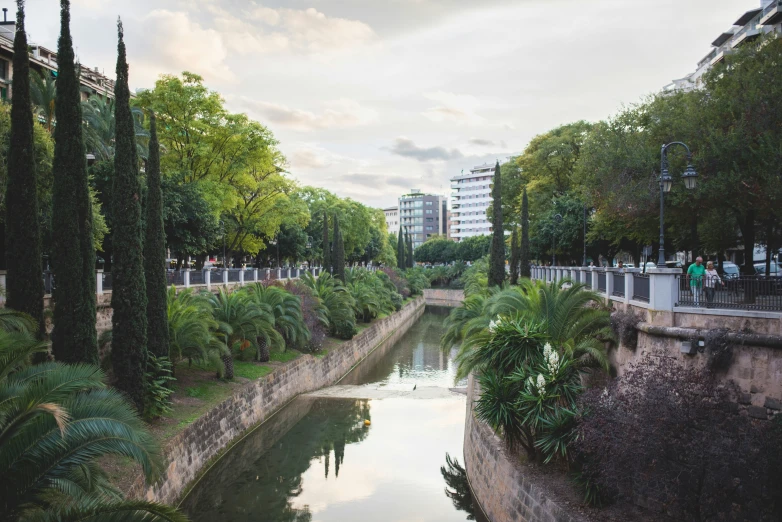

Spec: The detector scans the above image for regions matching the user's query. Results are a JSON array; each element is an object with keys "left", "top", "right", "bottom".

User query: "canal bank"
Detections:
[
  {"left": 129, "top": 295, "right": 426, "bottom": 505},
  {"left": 181, "top": 307, "right": 486, "bottom": 522}
]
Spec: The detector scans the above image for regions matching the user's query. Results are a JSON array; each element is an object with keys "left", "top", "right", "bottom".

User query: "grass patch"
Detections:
[
  {"left": 185, "top": 382, "right": 221, "bottom": 400},
  {"left": 234, "top": 361, "right": 273, "bottom": 380},
  {"left": 270, "top": 349, "right": 301, "bottom": 363},
  {"left": 314, "top": 348, "right": 329, "bottom": 359}
]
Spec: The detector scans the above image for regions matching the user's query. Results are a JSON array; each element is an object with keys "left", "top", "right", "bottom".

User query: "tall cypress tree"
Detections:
[
  {"left": 5, "top": 1, "right": 44, "bottom": 337},
  {"left": 520, "top": 187, "right": 531, "bottom": 279},
  {"left": 487, "top": 161, "right": 505, "bottom": 287},
  {"left": 509, "top": 228, "right": 520, "bottom": 285},
  {"left": 405, "top": 231, "right": 413, "bottom": 268},
  {"left": 51, "top": 0, "right": 97, "bottom": 363},
  {"left": 333, "top": 216, "right": 345, "bottom": 281},
  {"left": 322, "top": 211, "right": 330, "bottom": 273},
  {"left": 144, "top": 112, "right": 168, "bottom": 357},
  {"left": 396, "top": 225, "right": 405, "bottom": 268},
  {"left": 111, "top": 19, "right": 148, "bottom": 411}
]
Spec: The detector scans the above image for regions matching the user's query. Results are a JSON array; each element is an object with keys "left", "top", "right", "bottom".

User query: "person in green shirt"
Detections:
[{"left": 687, "top": 256, "right": 706, "bottom": 306}]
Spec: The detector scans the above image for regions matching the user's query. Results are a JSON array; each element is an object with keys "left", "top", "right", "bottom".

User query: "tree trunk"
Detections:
[
  {"left": 258, "top": 336, "right": 270, "bottom": 362},
  {"left": 221, "top": 354, "right": 234, "bottom": 379},
  {"left": 737, "top": 210, "right": 756, "bottom": 304}
]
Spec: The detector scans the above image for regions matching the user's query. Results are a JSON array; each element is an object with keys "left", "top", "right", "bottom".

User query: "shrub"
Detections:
[
  {"left": 284, "top": 280, "right": 327, "bottom": 352},
  {"left": 575, "top": 356, "right": 782, "bottom": 519},
  {"left": 380, "top": 267, "right": 410, "bottom": 298},
  {"left": 144, "top": 354, "right": 175, "bottom": 420}
]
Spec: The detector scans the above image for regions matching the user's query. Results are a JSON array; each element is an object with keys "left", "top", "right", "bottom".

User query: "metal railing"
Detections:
[
  {"left": 762, "top": 0, "right": 782, "bottom": 18},
  {"left": 676, "top": 275, "right": 782, "bottom": 311},
  {"left": 597, "top": 272, "right": 607, "bottom": 292},
  {"left": 632, "top": 273, "right": 650, "bottom": 303},
  {"left": 166, "top": 270, "right": 185, "bottom": 286},
  {"left": 189, "top": 270, "right": 206, "bottom": 285},
  {"left": 226, "top": 269, "right": 241, "bottom": 283},
  {"left": 612, "top": 272, "right": 625, "bottom": 297}
]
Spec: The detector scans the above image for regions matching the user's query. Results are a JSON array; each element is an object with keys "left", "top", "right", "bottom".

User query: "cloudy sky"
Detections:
[{"left": 25, "top": 0, "right": 759, "bottom": 208}]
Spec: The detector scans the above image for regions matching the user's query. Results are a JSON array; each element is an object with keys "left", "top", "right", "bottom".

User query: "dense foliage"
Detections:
[
  {"left": 4, "top": 1, "right": 44, "bottom": 337},
  {"left": 413, "top": 235, "right": 491, "bottom": 264},
  {"left": 576, "top": 357, "right": 782, "bottom": 518},
  {"left": 487, "top": 161, "right": 505, "bottom": 287}
]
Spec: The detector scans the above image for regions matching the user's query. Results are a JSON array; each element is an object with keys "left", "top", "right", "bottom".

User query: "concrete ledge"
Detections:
[
  {"left": 674, "top": 306, "right": 782, "bottom": 320},
  {"left": 129, "top": 295, "right": 426, "bottom": 505}
]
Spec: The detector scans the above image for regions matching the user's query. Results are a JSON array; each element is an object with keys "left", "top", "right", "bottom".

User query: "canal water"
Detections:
[{"left": 182, "top": 308, "right": 487, "bottom": 522}]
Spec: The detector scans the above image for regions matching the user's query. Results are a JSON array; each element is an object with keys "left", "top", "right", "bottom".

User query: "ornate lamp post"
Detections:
[{"left": 657, "top": 142, "right": 698, "bottom": 268}]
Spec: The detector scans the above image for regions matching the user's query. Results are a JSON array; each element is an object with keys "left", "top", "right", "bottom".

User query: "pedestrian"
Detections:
[
  {"left": 617, "top": 261, "right": 624, "bottom": 271},
  {"left": 687, "top": 256, "right": 706, "bottom": 306},
  {"left": 704, "top": 261, "right": 723, "bottom": 308}
]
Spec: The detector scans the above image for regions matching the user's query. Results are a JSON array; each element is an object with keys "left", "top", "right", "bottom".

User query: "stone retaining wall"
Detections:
[
  {"left": 129, "top": 295, "right": 425, "bottom": 505},
  {"left": 464, "top": 376, "right": 585, "bottom": 522}
]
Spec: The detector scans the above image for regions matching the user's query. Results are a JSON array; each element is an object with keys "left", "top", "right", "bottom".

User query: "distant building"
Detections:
[
  {"left": 449, "top": 163, "right": 494, "bottom": 242},
  {"left": 399, "top": 189, "right": 447, "bottom": 249},
  {"left": 664, "top": 0, "right": 782, "bottom": 92},
  {"left": 383, "top": 206, "right": 399, "bottom": 234},
  {"left": 446, "top": 210, "right": 453, "bottom": 240},
  {"left": 0, "top": 10, "right": 117, "bottom": 102}
]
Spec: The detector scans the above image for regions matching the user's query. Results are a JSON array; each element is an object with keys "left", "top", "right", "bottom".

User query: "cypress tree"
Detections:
[
  {"left": 487, "top": 161, "right": 505, "bottom": 287},
  {"left": 520, "top": 187, "right": 531, "bottom": 279},
  {"left": 144, "top": 112, "right": 168, "bottom": 357},
  {"left": 322, "top": 211, "right": 330, "bottom": 273},
  {"left": 333, "top": 215, "right": 345, "bottom": 281},
  {"left": 111, "top": 19, "right": 148, "bottom": 411},
  {"left": 405, "top": 231, "right": 413, "bottom": 268},
  {"left": 396, "top": 225, "right": 405, "bottom": 268},
  {"left": 5, "top": 1, "right": 44, "bottom": 337},
  {"left": 509, "top": 228, "right": 520, "bottom": 285},
  {"left": 51, "top": 0, "right": 97, "bottom": 363}
]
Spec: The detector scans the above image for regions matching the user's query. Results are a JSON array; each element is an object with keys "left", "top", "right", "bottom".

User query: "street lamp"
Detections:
[
  {"left": 657, "top": 142, "right": 698, "bottom": 268},
  {"left": 552, "top": 213, "right": 563, "bottom": 266}
]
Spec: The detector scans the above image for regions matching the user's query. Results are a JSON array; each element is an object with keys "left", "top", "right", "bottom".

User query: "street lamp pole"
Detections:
[
  {"left": 552, "top": 213, "right": 563, "bottom": 266},
  {"left": 582, "top": 205, "right": 587, "bottom": 267},
  {"left": 657, "top": 142, "right": 698, "bottom": 268}
]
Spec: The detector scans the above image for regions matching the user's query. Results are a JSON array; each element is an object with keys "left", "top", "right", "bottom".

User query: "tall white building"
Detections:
[
  {"left": 383, "top": 206, "right": 399, "bottom": 234},
  {"left": 449, "top": 164, "right": 494, "bottom": 242},
  {"left": 664, "top": 0, "right": 782, "bottom": 92}
]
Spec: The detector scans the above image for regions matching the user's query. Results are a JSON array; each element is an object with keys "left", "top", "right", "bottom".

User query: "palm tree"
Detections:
[
  {"left": 30, "top": 69, "right": 56, "bottom": 133},
  {"left": 300, "top": 272, "right": 357, "bottom": 340},
  {"left": 81, "top": 95, "right": 149, "bottom": 161},
  {"left": 0, "top": 310, "right": 188, "bottom": 521},
  {"left": 202, "top": 289, "right": 281, "bottom": 378},
  {"left": 244, "top": 284, "right": 308, "bottom": 358},
  {"left": 167, "top": 287, "right": 228, "bottom": 376}
]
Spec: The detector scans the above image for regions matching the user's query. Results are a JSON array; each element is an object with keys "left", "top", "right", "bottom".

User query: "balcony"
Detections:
[
  {"left": 711, "top": 31, "right": 735, "bottom": 48},
  {"left": 734, "top": 8, "right": 762, "bottom": 26},
  {"left": 711, "top": 48, "right": 733, "bottom": 66},
  {"left": 731, "top": 23, "right": 761, "bottom": 48},
  {"left": 760, "top": 0, "right": 782, "bottom": 25}
]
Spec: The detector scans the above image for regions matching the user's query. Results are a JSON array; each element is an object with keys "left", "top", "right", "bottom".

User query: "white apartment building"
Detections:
[
  {"left": 449, "top": 163, "right": 494, "bottom": 242},
  {"left": 383, "top": 206, "right": 399, "bottom": 234},
  {"left": 664, "top": 0, "right": 782, "bottom": 92}
]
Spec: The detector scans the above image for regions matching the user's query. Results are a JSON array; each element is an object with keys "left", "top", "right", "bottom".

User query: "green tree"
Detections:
[
  {"left": 405, "top": 231, "right": 413, "bottom": 268},
  {"left": 322, "top": 211, "right": 330, "bottom": 272},
  {"left": 520, "top": 187, "right": 530, "bottom": 278},
  {"left": 110, "top": 20, "right": 148, "bottom": 411},
  {"left": 455, "top": 235, "right": 491, "bottom": 262},
  {"left": 397, "top": 225, "right": 405, "bottom": 268},
  {"left": 487, "top": 161, "right": 505, "bottom": 286},
  {"left": 144, "top": 113, "right": 168, "bottom": 358},
  {"left": 509, "top": 228, "right": 519, "bottom": 285},
  {"left": 5, "top": 1, "right": 44, "bottom": 337},
  {"left": 81, "top": 95, "right": 149, "bottom": 161},
  {"left": 51, "top": 0, "right": 97, "bottom": 364},
  {"left": 29, "top": 68, "right": 56, "bottom": 134},
  {"left": 333, "top": 215, "right": 346, "bottom": 282}
]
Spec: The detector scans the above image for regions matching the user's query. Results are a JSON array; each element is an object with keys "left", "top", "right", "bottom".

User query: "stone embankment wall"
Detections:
[
  {"left": 423, "top": 288, "right": 465, "bottom": 307},
  {"left": 464, "top": 376, "right": 585, "bottom": 522},
  {"left": 610, "top": 302, "right": 782, "bottom": 421},
  {"left": 129, "top": 295, "right": 425, "bottom": 505}
]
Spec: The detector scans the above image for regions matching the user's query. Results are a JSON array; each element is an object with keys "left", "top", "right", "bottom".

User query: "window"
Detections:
[
  {"left": 426, "top": 218, "right": 433, "bottom": 222},
  {"left": 0, "top": 60, "right": 7, "bottom": 80},
  {"left": 425, "top": 201, "right": 433, "bottom": 206},
  {"left": 0, "top": 87, "right": 6, "bottom": 101},
  {"left": 425, "top": 210, "right": 433, "bottom": 214},
  {"left": 426, "top": 226, "right": 433, "bottom": 231}
]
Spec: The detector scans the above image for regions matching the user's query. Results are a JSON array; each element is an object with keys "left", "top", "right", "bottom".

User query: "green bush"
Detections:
[{"left": 144, "top": 354, "right": 175, "bottom": 420}]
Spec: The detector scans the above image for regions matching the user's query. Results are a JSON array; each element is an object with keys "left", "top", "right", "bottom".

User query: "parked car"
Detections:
[
  {"left": 754, "top": 261, "right": 781, "bottom": 278},
  {"left": 721, "top": 262, "right": 741, "bottom": 281}
]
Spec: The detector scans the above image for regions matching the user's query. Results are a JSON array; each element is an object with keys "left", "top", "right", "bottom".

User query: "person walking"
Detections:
[
  {"left": 704, "top": 261, "right": 723, "bottom": 308},
  {"left": 687, "top": 256, "right": 706, "bottom": 306}
]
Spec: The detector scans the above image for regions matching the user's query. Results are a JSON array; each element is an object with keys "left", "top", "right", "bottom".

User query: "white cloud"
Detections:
[
  {"left": 422, "top": 91, "right": 485, "bottom": 124},
  {"left": 234, "top": 97, "right": 378, "bottom": 132}
]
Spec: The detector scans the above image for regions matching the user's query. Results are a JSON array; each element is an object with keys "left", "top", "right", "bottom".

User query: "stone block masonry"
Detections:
[
  {"left": 128, "top": 295, "right": 425, "bottom": 505},
  {"left": 464, "top": 375, "right": 586, "bottom": 522}
]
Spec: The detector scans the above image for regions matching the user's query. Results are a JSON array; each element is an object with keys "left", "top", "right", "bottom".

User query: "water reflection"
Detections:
[{"left": 441, "top": 453, "right": 488, "bottom": 522}]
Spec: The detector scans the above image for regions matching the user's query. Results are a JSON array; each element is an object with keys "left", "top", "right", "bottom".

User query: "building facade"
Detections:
[
  {"left": 399, "top": 190, "right": 447, "bottom": 249},
  {"left": 0, "top": 12, "right": 116, "bottom": 103},
  {"left": 383, "top": 206, "right": 399, "bottom": 234},
  {"left": 449, "top": 163, "right": 494, "bottom": 242},
  {"left": 665, "top": 0, "right": 782, "bottom": 92}
]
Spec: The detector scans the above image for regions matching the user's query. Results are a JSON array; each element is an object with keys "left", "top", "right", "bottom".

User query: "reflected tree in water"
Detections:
[{"left": 441, "top": 453, "right": 477, "bottom": 520}]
